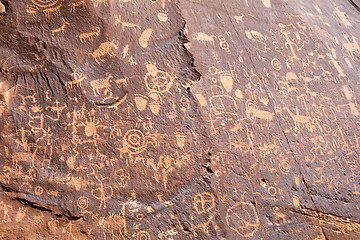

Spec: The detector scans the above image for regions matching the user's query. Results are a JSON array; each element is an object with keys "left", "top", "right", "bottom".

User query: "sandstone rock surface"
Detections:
[{"left": 0, "top": 0, "right": 360, "bottom": 239}]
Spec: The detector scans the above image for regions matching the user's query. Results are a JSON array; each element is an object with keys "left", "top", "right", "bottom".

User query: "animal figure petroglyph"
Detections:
[
  {"left": 115, "top": 15, "right": 141, "bottom": 32},
  {"left": 246, "top": 30, "right": 268, "bottom": 42},
  {"left": 234, "top": 14, "right": 244, "bottom": 23},
  {"left": 12, "top": 152, "right": 36, "bottom": 170},
  {"left": 1, "top": 53, "right": 46, "bottom": 73},
  {"left": 245, "top": 100, "right": 274, "bottom": 126},
  {"left": 69, "top": 0, "right": 86, "bottom": 12},
  {"left": 89, "top": 40, "right": 119, "bottom": 64},
  {"left": 51, "top": 18, "right": 69, "bottom": 35},
  {"left": 78, "top": 26, "right": 101, "bottom": 43},
  {"left": 273, "top": 207, "right": 290, "bottom": 224},
  {"left": 192, "top": 32, "right": 217, "bottom": 45},
  {"left": 118, "top": 0, "right": 137, "bottom": 7},
  {"left": 299, "top": 72, "right": 321, "bottom": 87},
  {"left": 342, "top": 33, "right": 359, "bottom": 60},
  {"left": 94, "top": 0, "right": 109, "bottom": 7},
  {"left": 43, "top": 4, "right": 62, "bottom": 17},
  {"left": 283, "top": 107, "right": 313, "bottom": 132},
  {"left": 245, "top": 30, "right": 271, "bottom": 53},
  {"left": 113, "top": 76, "right": 128, "bottom": 85},
  {"left": 90, "top": 73, "right": 113, "bottom": 96}
]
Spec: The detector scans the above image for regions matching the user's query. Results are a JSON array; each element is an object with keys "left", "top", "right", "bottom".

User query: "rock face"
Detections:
[{"left": 0, "top": 0, "right": 359, "bottom": 239}]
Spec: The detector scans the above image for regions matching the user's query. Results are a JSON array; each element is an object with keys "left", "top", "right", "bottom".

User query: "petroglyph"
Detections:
[
  {"left": 1, "top": 0, "right": 360, "bottom": 239},
  {"left": 89, "top": 40, "right": 119, "bottom": 64},
  {"left": 78, "top": 26, "right": 101, "bottom": 43}
]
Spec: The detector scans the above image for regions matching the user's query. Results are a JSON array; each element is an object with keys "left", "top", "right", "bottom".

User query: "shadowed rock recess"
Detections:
[{"left": 0, "top": 0, "right": 359, "bottom": 239}]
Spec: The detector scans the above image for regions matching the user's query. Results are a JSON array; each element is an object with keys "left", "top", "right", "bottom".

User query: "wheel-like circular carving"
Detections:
[
  {"left": 31, "top": 0, "right": 62, "bottom": 8},
  {"left": 271, "top": 58, "right": 282, "bottom": 71},
  {"left": 77, "top": 196, "right": 89, "bottom": 209},
  {"left": 137, "top": 231, "right": 151, "bottom": 240},
  {"left": 279, "top": 159, "right": 291, "bottom": 174},
  {"left": 124, "top": 129, "right": 146, "bottom": 152},
  {"left": 145, "top": 70, "right": 173, "bottom": 93},
  {"left": 226, "top": 202, "right": 259, "bottom": 237}
]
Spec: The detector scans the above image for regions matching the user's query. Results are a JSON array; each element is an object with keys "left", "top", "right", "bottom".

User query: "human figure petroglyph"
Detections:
[
  {"left": 326, "top": 51, "right": 346, "bottom": 78},
  {"left": 80, "top": 116, "right": 105, "bottom": 141},
  {"left": 88, "top": 164, "right": 113, "bottom": 209},
  {"left": 46, "top": 100, "right": 66, "bottom": 120},
  {"left": 12, "top": 127, "right": 32, "bottom": 151},
  {"left": 333, "top": 7, "right": 354, "bottom": 28},
  {"left": 89, "top": 40, "right": 119, "bottom": 64},
  {"left": 36, "top": 127, "right": 55, "bottom": 169},
  {"left": 78, "top": 26, "right": 101, "bottom": 43},
  {"left": 128, "top": 56, "right": 137, "bottom": 65},
  {"left": 115, "top": 15, "right": 141, "bottom": 33},
  {"left": 280, "top": 29, "right": 305, "bottom": 66},
  {"left": 120, "top": 44, "right": 130, "bottom": 59},
  {"left": 0, "top": 200, "right": 12, "bottom": 224},
  {"left": 67, "top": 69, "right": 87, "bottom": 87}
]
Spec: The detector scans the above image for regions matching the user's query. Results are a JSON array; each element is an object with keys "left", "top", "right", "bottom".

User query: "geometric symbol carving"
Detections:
[
  {"left": 193, "top": 192, "right": 215, "bottom": 214},
  {"left": 226, "top": 202, "right": 259, "bottom": 237},
  {"left": 123, "top": 129, "right": 147, "bottom": 152},
  {"left": 77, "top": 196, "right": 89, "bottom": 209}
]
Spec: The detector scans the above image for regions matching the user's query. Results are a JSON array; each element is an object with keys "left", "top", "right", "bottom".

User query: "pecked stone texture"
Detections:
[{"left": 0, "top": 0, "right": 359, "bottom": 239}]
